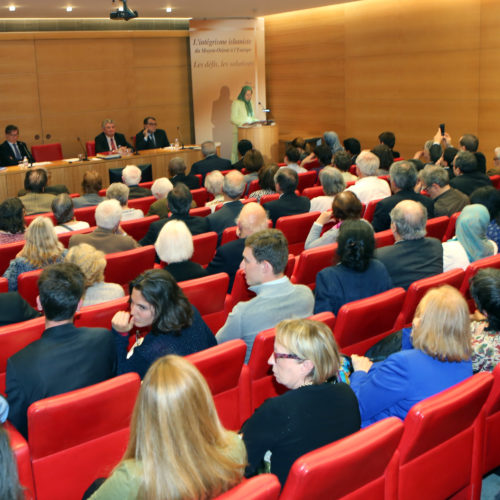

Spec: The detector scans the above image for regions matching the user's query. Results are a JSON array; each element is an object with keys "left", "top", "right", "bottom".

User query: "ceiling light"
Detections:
[
  {"left": 8, "top": 5, "right": 16, "bottom": 11},
  {"left": 66, "top": 6, "right": 73, "bottom": 12},
  {"left": 166, "top": 7, "right": 172, "bottom": 12}
]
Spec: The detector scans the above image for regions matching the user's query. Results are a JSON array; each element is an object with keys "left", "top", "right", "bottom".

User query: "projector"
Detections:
[{"left": 110, "top": 0, "right": 138, "bottom": 21}]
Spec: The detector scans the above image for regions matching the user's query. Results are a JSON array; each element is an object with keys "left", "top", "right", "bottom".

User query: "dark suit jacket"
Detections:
[
  {"left": 128, "top": 185, "right": 152, "bottom": 199},
  {"left": 450, "top": 172, "right": 492, "bottom": 197},
  {"left": 232, "top": 159, "right": 245, "bottom": 171},
  {"left": 135, "top": 129, "right": 169, "bottom": 150},
  {"left": 205, "top": 238, "right": 245, "bottom": 291},
  {"left": 207, "top": 201, "right": 244, "bottom": 241},
  {"left": 375, "top": 237, "right": 443, "bottom": 290},
  {"left": 190, "top": 155, "right": 232, "bottom": 179},
  {"left": 0, "top": 292, "right": 40, "bottom": 327},
  {"left": 94, "top": 132, "right": 133, "bottom": 154},
  {"left": 265, "top": 193, "right": 311, "bottom": 226},
  {"left": 372, "top": 190, "right": 435, "bottom": 233},
  {"left": 171, "top": 174, "right": 200, "bottom": 190},
  {"left": 164, "top": 261, "right": 208, "bottom": 283},
  {"left": 6, "top": 323, "right": 116, "bottom": 437},
  {"left": 0, "top": 140, "right": 33, "bottom": 166}
]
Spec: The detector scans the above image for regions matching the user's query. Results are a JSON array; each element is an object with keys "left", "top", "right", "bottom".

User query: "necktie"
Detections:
[
  {"left": 13, "top": 143, "right": 22, "bottom": 161},
  {"left": 149, "top": 134, "right": 156, "bottom": 147},
  {"left": 110, "top": 137, "right": 117, "bottom": 151}
]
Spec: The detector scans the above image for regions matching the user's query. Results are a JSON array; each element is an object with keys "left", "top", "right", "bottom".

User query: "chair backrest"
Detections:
[
  {"left": 333, "top": 287, "right": 406, "bottom": 355},
  {"left": 442, "top": 211, "right": 461, "bottom": 242},
  {"left": 260, "top": 193, "right": 280, "bottom": 205},
  {"left": 0, "top": 316, "right": 45, "bottom": 395},
  {"left": 187, "top": 339, "right": 250, "bottom": 429},
  {"left": 374, "top": 229, "right": 395, "bottom": 248},
  {"left": 214, "top": 475, "right": 281, "bottom": 500},
  {"left": 73, "top": 205, "right": 97, "bottom": 226},
  {"left": 104, "top": 245, "right": 156, "bottom": 287},
  {"left": 179, "top": 273, "right": 229, "bottom": 333},
  {"left": 28, "top": 373, "right": 141, "bottom": 500},
  {"left": 128, "top": 195, "right": 156, "bottom": 214},
  {"left": 189, "top": 206, "right": 211, "bottom": 217},
  {"left": 191, "top": 187, "right": 209, "bottom": 207},
  {"left": 74, "top": 295, "right": 130, "bottom": 329},
  {"left": 139, "top": 180, "right": 153, "bottom": 189},
  {"left": 460, "top": 253, "right": 500, "bottom": 296},
  {"left": 0, "top": 276, "right": 8, "bottom": 292},
  {"left": 363, "top": 197, "right": 385, "bottom": 223},
  {"left": 301, "top": 185, "right": 324, "bottom": 200},
  {"left": 247, "top": 179, "right": 261, "bottom": 195},
  {"left": 58, "top": 226, "right": 94, "bottom": 248},
  {"left": 394, "top": 268, "right": 465, "bottom": 329},
  {"left": 120, "top": 215, "right": 159, "bottom": 242},
  {"left": 0, "top": 240, "right": 26, "bottom": 275},
  {"left": 425, "top": 215, "right": 450, "bottom": 241},
  {"left": 290, "top": 243, "right": 337, "bottom": 290},
  {"left": 25, "top": 212, "right": 57, "bottom": 227},
  {"left": 85, "top": 141, "right": 95, "bottom": 157},
  {"left": 17, "top": 269, "right": 43, "bottom": 308},
  {"left": 191, "top": 231, "right": 218, "bottom": 266},
  {"left": 31, "top": 143, "right": 63, "bottom": 162},
  {"left": 221, "top": 226, "right": 238, "bottom": 246},
  {"left": 297, "top": 170, "right": 318, "bottom": 192},
  {"left": 483, "top": 363, "right": 500, "bottom": 474},
  {"left": 397, "top": 372, "right": 493, "bottom": 500},
  {"left": 280, "top": 417, "right": 404, "bottom": 500},
  {"left": 276, "top": 211, "right": 321, "bottom": 255},
  {"left": 489, "top": 174, "right": 500, "bottom": 189}
]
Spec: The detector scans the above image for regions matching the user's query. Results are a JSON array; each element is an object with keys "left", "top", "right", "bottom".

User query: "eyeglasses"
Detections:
[{"left": 273, "top": 352, "right": 302, "bottom": 361}]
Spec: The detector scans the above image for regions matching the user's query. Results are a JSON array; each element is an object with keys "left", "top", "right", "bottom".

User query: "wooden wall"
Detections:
[
  {"left": 0, "top": 31, "right": 192, "bottom": 159},
  {"left": 264, "top": 0, "right": 500, "bottom": 163}
]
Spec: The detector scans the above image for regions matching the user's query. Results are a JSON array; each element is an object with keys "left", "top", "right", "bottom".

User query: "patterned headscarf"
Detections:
[{"left": 237, "top": 86, "right": 254, "bottom": 117}]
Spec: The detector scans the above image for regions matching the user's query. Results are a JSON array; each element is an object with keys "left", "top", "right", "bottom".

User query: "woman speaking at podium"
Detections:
[{"left": 231, "top": 85, "right": 258, "bottom": 162}]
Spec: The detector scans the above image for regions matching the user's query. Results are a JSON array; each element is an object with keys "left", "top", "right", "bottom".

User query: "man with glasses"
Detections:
[
  {"left": 135, "top": 116, "right": 170, "bottom": 150},
  {"left": 0, "top": 124, "right": 33, "bottom": 166}
]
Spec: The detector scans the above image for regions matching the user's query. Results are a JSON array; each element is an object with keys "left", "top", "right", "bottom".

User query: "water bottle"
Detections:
[
  {"left": 174, "top": 138, "right": 180, "bottom": 150},
  {"left": 22, "top": 156, "right": 29, "bottom": 168}
]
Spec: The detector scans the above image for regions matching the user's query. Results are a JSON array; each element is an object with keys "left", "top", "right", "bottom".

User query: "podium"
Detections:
[{"left": 238, "top": 122, "right": 279, "bottom": 163}]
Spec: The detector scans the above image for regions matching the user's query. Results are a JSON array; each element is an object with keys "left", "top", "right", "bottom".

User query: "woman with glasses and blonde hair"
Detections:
[
  {"left": 241, "top": 318, "right": 360, "bottom": 486},
  {"left": 351, "top": 285, "right": 473, "bottom": 428},
  {"left": 89, "top": 355, "right": 246, "bottom": 499}
]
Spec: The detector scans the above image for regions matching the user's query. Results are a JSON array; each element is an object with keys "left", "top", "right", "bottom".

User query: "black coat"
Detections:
[
  {"left": 94, "top": 132, "right": 132, "bottom": 153},
  {"left": 135, "top": 129, "right": 169, "bottom": 150}
]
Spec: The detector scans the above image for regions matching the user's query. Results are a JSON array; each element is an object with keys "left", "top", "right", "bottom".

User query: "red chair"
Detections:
[
  {"left": 128, "top": 195, "right": 156, "bottom": 214},
  {"left": 0, "top": 316, "right": 45, "bottom": 395},
  {"left": 17, "top": 269, "right": 43, "bottom": 308},
  {"left": 363, "top": 198, "right": 385, "bottom": 223},
  {"left": 483, "top": 364, "right": 500, "bottom": 474},
  {"left": 187, "top": 339, "right": 250, "bottom": 430},
  {"left": 179, "top": 273, "right": 229, "bottom": 333},
  {"left": 291, "top": 243, "right": 337, "bottom": 290},
  {"left": 214, "top": 198, "right": 256, "bottom": 212},
  {"left": 425, "top": 215, "right": 450, "bottom": 241},
  {"left": 214, "top": 474, "right": 280, "bottom": 500},
  {"left": 86, "top": 141, "right": 95, "bottom": 157},
  {"left": 260, "top": 193, "right": 280, "bottom": 205},
  {"left": 73, "top": 205, "right": 97, "bottom": 226},
  {"left": 374, "top": 229, "right": 395, "bottom": 248},
  {"left": 297, "top": 171, "right": 317, "bottom": 192},
  {"left": 393, "top": 268, "right": 465, "bottom": 329},
  {"left": 0, "top": 277, "right": 8, "bottom": 292},
  {"left": 58, "top": 226, "right": 94, "bottom": 248},
  {"left": 191, "top": 231, "right": 218, "bottom": 266},
  {"left": 349, "top": 164, "right": 357, "bottom": 175},
  {"left": 25, "top": 212, "right": 56, "bottom": 226},
  {"left": 31, "top": 143, "right": 63, "bottom": 162},
  {"left": 302, "top": 185, "right": 324, "bottom": 200},
  {"left": 74, "top": 295, "right": 130, "bottom": 329},
  {"left": 247, "top": 179, "right": 261, "bottom": 195},
  {"left": 193, "top": 174, "right": 202, "bottom": 187},
  {"left": 301, "top": 159, "right": 321, "bottom": 171},
  {"left": 397, "top": 372, "right": 493, "bottom": 500},
  {"left": 280, "top": 417, "right": 404, "bottom": 500},
  {"left": 333, "top": 288, "right": 406, "bottom": 355},
  {"left": 191, "top": 187, "right": 209, "bottom": 207},
  {"left": 120, "top": 215, "right": 159, "bottom": 241},
  {"left": 489, "top": 174, "right": 500, "bottom": 189},
  {"left": 276, "top": 211, "right": 321, "bottom": 255},
  {"left": 442, "top": 211, "right": 461, "bottom": 242},
  {"left": 0, "top": 240, "right": 25, "bottom": 275},
  {"left": 189, "top": 206, "right": 211, "bottom": 217},
  {"left": 104, "top": 246, "right": 156, "bottom": 287},
  {"left": 221, "top": 226, "right": 238, "bottom": 246},
  {"left": 139, "top": 180, "right": 153, "bottom": 189},
  {"left": 27, "top": 373, "right": 141, "bottom": 500}
]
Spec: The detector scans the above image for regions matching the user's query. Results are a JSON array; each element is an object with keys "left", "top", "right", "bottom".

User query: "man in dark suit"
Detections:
[
  {"left": 190, "top": 141, "right": 232, "bottom": 180},
  {"left": 168, "top": 157, "right": 200, "bottom": 190},
  {"left": 94, "top": 119, "right": 133, "bottom": 154},
  {"left": 206, "top": 202, "right": 268, "bottom": 290},
  {"left": 140, "top": 183, "right": 209, "bottom": 252},
  {"left": 206, "top": 170, "right": 246, "bottom": 242},
  {"left": 375, "top": 200, "right": 443, "bottom": 290},
  {"left": 6, "top": 263, "right": 116, "bottom": 437},
  {"left": 0, "top": 292, "right": 39, "bottom": 327},
  {"left": 265, "top": 167, "right": 311, "bottom": 226},
  {"left": 135, "top": 116, "right": 169, "bottom": 150},
  {"left": 122, "top": 164, "right": 152, "bottom": 199},
  {"left": 231, "top": 139, "right": 253, "bottom": 171},
  {"left": 372, "top": 160, "right": 435, "bottom": 232},
  {"left": 0, "top": 124, "right": 33, "bottom": 166},
  {"left": 450, "top": 151, "right": 492, "bottom": 197}
]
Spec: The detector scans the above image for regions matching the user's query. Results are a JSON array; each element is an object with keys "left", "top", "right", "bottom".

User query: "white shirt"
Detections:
[
  {"left": 346, "top": 176, "right": 391, "bottom": 204},
  {"left": 310, "top": 195, "right": 335, "bottom": 212}
]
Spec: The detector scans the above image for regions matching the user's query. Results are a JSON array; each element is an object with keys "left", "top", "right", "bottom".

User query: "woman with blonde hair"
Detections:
[
  {"left": 241, "top": 318, "right": 360, "bottom": 486},
  {"left": 89, "top": 355, "right": 246, "bottom": 499},
  {"left": 351, "top": 285, "right": 473, "bottom": 427},
  {"left": 3, "top": 216, "right": 66, "bottom": 291},
  {"left": 65, "top": 243, "right": 124, "bottom": 307}
]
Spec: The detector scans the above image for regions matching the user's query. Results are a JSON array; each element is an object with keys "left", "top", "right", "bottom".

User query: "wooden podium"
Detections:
[{"left": 238, "top": 122, "right": 279, "bottom": 163}]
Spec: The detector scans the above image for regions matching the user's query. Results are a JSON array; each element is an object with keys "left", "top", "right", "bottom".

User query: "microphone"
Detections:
[
  {"left": 19, "top": 141, "right": 33, "bottom": 166},
  {"left": 258, "top": 101, "right": 271, "bottom": 124},
  {"left": 76, "top": 137, "right": 89, "bottom": 161},
  {"left": 176, "top": 126, "right": 185, "bottom": 149}
]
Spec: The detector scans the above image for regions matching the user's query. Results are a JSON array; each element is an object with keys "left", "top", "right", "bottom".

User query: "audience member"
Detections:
[
  {"left": 0, "top": 291, "right": 39, "bottom": 326},
  {"left": 0, "top": 124, "right": 33, "bottom": 166},
  {"left": 350, "top": 286, "right": 472, "bottom": 427},
  {"left": 111, "top": 269, "right": 215, "bottom": 379},
  {"left": 69, "top": 199, "right": 138, "bottom": 254},
  {"left": 301, "top": 144, "right": 333, "bottom": 171},
  {"left": 241, "top": 318, "right": 360, "bottom": 485},
  {"left": 18, "top": 168, "right": 56, "bottom": 215},
  {"left": 371, "top": 144, "right": 393, "bottom": 174},
  {"left": 291, "top": 136, "right": 308, "bottom": 160},
  {"left": 3, "top": 216, "right": 67, "bottom": 291},
  {"left": 310, "top": 166, "right": 345, "bottom": 212},
  {"left": 106, "top": 182, "right": 144, "bottom": 221},
  {"left": 378, "top": 131, "right": 400, "bottom": 158},
  {"left": 121, "top": 165, "right": 152, "bottom": 199},
  {"left": 6, "top": 263, "right": 116, "bottom": 436},
  {"left": 248, "top": 163, "right": 279, "bottom": 202},
  {"left": 450, "top": 151, "right": 492, "bottom": 196},
  {"left": 204, "top": 170, "right": 225, "bottom": 212},
  {"left": 265, "top": 168, "right": 311, "bottom": 226},
  {"left": 314, "top": 220, "right": 392, "bottom": 314},
  {"left": 375, "top": 200, "right": 443, "bottom": 289},
  {"left": 65, "top": 243, "right": 124, "bottom": 307},
  {"left": 442, "top": 204, "right": 497, "bottom": 272},
  {"left": 51, "top": 193, "right": 90, "bottom": 234},
  {"left": 88, "top": 355, "right": 245, "bottom": 499},
  {"left": 470, "top": 186, "right": 500, "bottom": 248},
  {"left": 0, "top": 198, "right": 25, "bottom": 244},
  {"left": 147, "top": 177, "right": 173, "bottom": 219},
  {"left": 488, "top": 146, "right": 500, "bottom": 176},
  {"left": 232, "top": 139, "right": 253, "bottom": 170},
  {"left": 0, "top": 424, "right": 24, "bottom": 499},
  {"left": 168, "top": 157, "right": 200, "bottom": 190},
  {"left": 190, "top": 141, "right": 231, "bottom": 180},
  {"left": 343, "top": 137, "right": 361, "bottom": 163},
  {"left": 458, "top": 133, "right": 486, "bottom": 173},
  {"left": 73, "top": 170, "right": 105, "bottom": 208},
  {"left": 323, "top": 131, "right": 344, "bottom": 155},
  {"left": 155, "top": 220, "right": 207, "bottom": 282},
  {"left": 243, "top": 149, "right": 265, "bottom": 188},
  {"left": 283, "top": 146, "right": 306, "bottom": 173},
  {"left": 216, "top": 229, "right": 314, "bottom": 362},
  {"left": 134, "top": 116, "right": 169, "bottom": 150},
  {"left": 333, "top": 150, "right": 357, "bottom": 182},
  {"left": 94, "top": 119, "right": 132, "bottom": 154}
]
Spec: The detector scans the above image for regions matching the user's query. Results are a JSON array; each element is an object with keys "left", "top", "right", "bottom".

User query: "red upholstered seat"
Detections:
[
  {"left": 187, "top": 339, "right": 251, "bottom": 430},
  {"left": 179, "top": 272, "right": 229, "bottom": 333},
  {"left": 394, "top": 268, "right": 465, "bottom": 329},
  {"left": 104, "top": 245, "right": 156, "bottom": 287},
  {"left": 58, "top": 226, "right": 94, "bottom": 248},
  {"left": 17, "top": 269, "right": 43, "bottom": 308},
  {"left": 191, "top": 187, "right": 209, "bottom": 207},
  {"left": 221, "top": 226, "right": 238, "bottom": 246},
  {"left": 0, "top": 316, "right": 45, "bottom": 395},
  {"left": 425, "top": 215, "right": 450, "bottom": 241},
  {"left": 290, "top": 243, "right": 337, "bottom": 290},
  {"left": 442, "top": 211, "right": 460, "bottom": 242},
  {"left": 128, "top": 195, "right": 156, "bottom": 214},
  {"left": 27, "top": 373, "right": 141, "bottom": 500},
  {"left": 0, "top": 240, "right": 25, "bottom": 275},
  {"left": 85, "top": 141, "right": 95, "bottom": 157},
  {"left": 333, "top": 287, "right": 406, "bottom": 355},
  {"left": 139, "top": 181, "right": 153, "bottom": 189},
  {"left": 276, "top": 211, "right": 321, "bottom": 255},
  {"left": 489, "top": 174, "right": 500, "bottom": 189},
  {"left": 31, "top": 143, "right": 63, "bottom": 162},
  {"left": 301, "top": 185, "right": 324, "bottom": 200},
  {"left": 260, "top": 193, "right": 280, "bottom": 205},
  {"left": 120, "top": 215, "right": 159, "bottom": 241},
  {"left": 460, "top": 253, "right": 500, "bottom": 297},
  {"left": 297, "top": 171, "right": 317, "bottom": 192},
  {"left": 374, "top": 229, "right": 395, "bottom": 248},
  {"left": 73, "top": 205, "right": 97, "bottom": 226},
  {"left": 74, "top": 295, "right": 130, "bottom": 329},
  {"left": 192, "top": 231, "right": 218, "bottom": 266},
  {"left": 280, "top": 417, "right": 404, "bottom": 500},
  {"left": 189, "top": 206, "right": 211, "bottom": 217},
  {"left": 483, "top": 364, "right": 500, "bottom": 474},
  {"left": 25, "top": 212, "right": 57, "bottom": 226},
  {"left": 397, "top": 372, "right": 493, "bottom": 500},
  {"left": 247, "top": 179, "right": 261, "bottom": 195},
  {"left": 363, "top": 197, "right": 385, "bottom": 223},
  {"left": 214, "top": 475, "right": 280, "bottom": 500},
  {"left": 0, "top": 276, "right": 8, "bottom": 292}
]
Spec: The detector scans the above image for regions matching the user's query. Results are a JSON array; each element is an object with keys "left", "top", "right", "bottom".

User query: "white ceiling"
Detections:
[{"left": 2, "top": 0, "right": 356, "bottom": 20}]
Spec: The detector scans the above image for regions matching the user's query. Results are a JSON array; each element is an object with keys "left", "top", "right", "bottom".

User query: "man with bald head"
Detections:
[
  {"left": 206, "top": 202, "right": 268, "bottom": 290},
  {"left": 375, "top": 200, "right": 443, "bottom": 290}
]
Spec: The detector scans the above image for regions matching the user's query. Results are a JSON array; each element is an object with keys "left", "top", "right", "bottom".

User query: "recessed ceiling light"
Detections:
[
  {"left": 166, "top": 7, "right": 172, "bottom": 13},
  {"left": 66, "top": 6, "right": 73, "bottom": 12},
  {"left": 8, "top": 5, "right": 16, "bottom": 11}
]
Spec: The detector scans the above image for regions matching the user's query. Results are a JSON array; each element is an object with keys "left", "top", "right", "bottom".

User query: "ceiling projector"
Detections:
[{"left": 110, "top": 0, "right": 138, "bottom": 21}]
